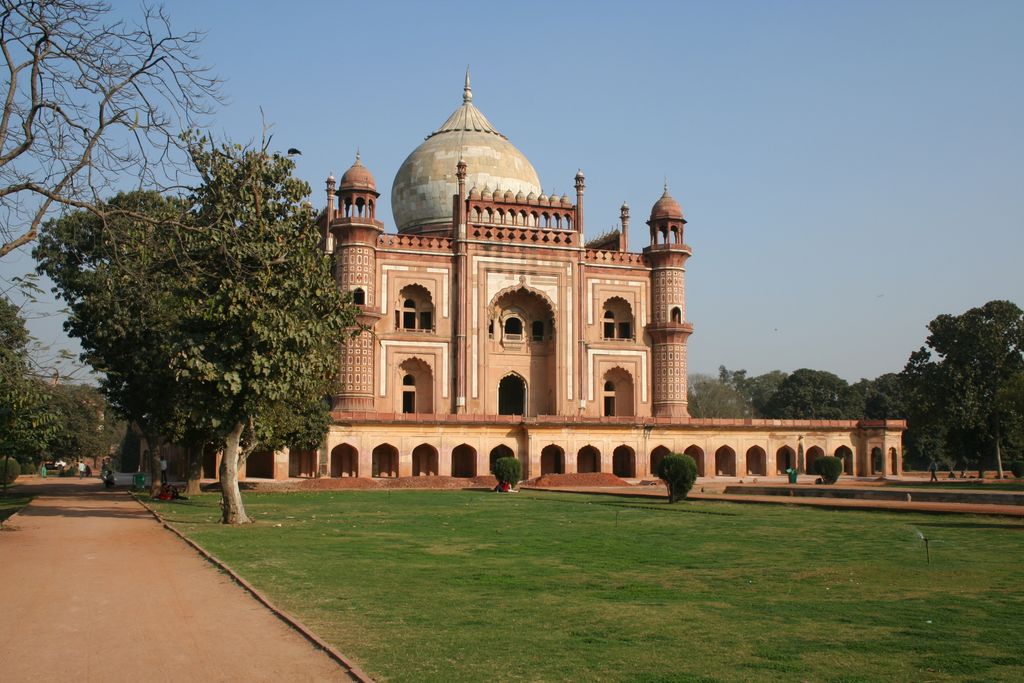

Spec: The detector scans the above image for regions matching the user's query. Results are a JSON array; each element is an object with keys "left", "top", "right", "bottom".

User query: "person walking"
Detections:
[
  {"left": 927, "top": 458, "right": 938, "bottom": 482},
  {"left": 78, "top": 461, "right": 86, "bottom": 479},
  {"left": 160, "top": 455, "right": 168, "bottom": 485}
]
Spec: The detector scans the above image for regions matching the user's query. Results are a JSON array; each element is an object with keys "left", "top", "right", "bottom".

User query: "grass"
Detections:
[
  {"left": 154, "top": 490, "right": 1024, "bottom": 682},
  {"left": 0, "top": 491, "right": 32, "bottom": 523},
  {"left": 891, "top": 480, "right": 1024, "bottom": 491}
]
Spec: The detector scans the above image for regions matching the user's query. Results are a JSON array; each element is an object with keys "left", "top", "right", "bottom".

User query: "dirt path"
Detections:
[{"left": 0, "top": 478, "right": 361, "bottom": 682}]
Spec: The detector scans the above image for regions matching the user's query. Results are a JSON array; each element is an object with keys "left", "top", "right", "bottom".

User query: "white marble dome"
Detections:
[{"left": 391, "top": 74, "right": 541, "bottom": 233}]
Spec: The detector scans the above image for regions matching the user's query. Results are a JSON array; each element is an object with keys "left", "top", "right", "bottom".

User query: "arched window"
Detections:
[
  {"left": 402, "top": 374, "right": 415, "bottom": 414},
  {"left": 351, "top": 288, "right": 365, "bottom": 306},
  {"left": 531, "top": 320, "right": 544, "bottom": 341},
  {"left": 396, "top": 285, "right": 435, "bottom": 332},
  {"left": 602, "top": 298, "right": 635, "bottom": 340},
  {"left": 504, "top": 316, "right": 523, "bottom": 339},
  {"left": 671, "top": 307, "right": 682, "bottom": 323},
  {"left": 603, "top": 380, "right": 616, "bottom": 416}
]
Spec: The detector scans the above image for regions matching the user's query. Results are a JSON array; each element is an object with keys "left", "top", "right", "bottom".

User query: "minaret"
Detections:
[
  {"left": 330, "top": 153, "right": 384, "bottom": 411},
  {"left": 619, "top": 202, "right": 630, "bottom": 252},
  {"left": 644, "top": 184, "right": 693, "bottom": 417}
]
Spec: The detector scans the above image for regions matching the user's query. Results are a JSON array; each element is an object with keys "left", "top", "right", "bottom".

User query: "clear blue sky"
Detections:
[{"left": 4, "top": 0, "right": 1022, "bottom": 382}]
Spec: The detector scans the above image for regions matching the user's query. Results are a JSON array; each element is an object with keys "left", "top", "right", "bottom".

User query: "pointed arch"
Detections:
[
  {"left": 746, "top": 445, "right": 767, "bottom": 476},
  {"left": 412, "top": 443, "right": 438, "bottom": 476},
  {"left": 650, "top": 445, "right": 671, "bottom": 477},
  {"left": 372, "top": 443, "right": 398, "bottom": 478},
  {"left": 683, "top": 444, "right": 705, "bottom": 477},
  {"left": 540, "top": 444, "right": 564, "bottom": 475},
  {"left": 612, "top": 445, "right": 636, "bottom": 478},
  {"left": 330, "top": 443, "right": 358, "bottom": 478},
  {"left": 715, "top": 445, "right": 736, "bottom": 477},
  {"left": 577, "top": 445, "right": 600, "bottom": 473},
  {"left": 451, "top": 444, "right": 477, "bottom": 478}
]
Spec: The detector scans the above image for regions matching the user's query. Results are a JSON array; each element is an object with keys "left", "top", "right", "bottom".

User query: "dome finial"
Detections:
[
  {"left": 463, "top": 65, "right": 472, "bottom": 103},
  {"left": 355, "top": 148, "right": 361, "bottom": 165},
  {"left": 664, "top": 177, "right": 669, "bottom": 194}
]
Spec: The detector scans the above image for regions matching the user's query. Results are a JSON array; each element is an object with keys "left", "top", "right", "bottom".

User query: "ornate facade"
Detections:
[{"left": 257, "top": 73, "right": 905, "bottom": 483}]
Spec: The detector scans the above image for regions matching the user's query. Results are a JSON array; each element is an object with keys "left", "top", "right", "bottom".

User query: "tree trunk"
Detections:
[
  {"left": 185, "top": 445, "right": 202, "bottom": 496},
  {"left": 148, "top": 438, "right": 163, "bottom": 498},
  {"left": 219, "top": 422, "right": 251, "bottom": 524},
  {"left": 995, "top": 425, "right": 1005, "bottom": 479}
]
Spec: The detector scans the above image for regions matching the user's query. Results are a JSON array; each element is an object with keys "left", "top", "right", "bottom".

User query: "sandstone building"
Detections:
[{"left": 245, "top": 74, "right": 904, "bottom": 482}]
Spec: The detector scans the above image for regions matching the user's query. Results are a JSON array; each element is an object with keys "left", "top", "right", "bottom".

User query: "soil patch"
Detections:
[
  {"left": 206, "top": 475, "right": 499, "bottom": 493},
  {"left": 527, "top": 472, "right": 631, "bottom": 488}
]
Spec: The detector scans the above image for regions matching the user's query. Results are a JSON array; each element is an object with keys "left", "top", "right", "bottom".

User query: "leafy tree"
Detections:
[
  {"left": 492, "top": 456, "right": 522, "bottom": 488},
  {"left": 815, "top": 456, "right": 843, "bottom": 484},
  {"left": 43, "top": 382, "right": 124, "bottom": 464},
  {"left": 0, "top": 295, "right": 57, "bottom": 464},
  {"left": 860, "top": 373, "right": 907, "bottom": 420},
  {"left": 715, "top": 366, "right": 788, "bottom": 418},
  {"left": 173, "top": 133, "right": 357, "bottom": 524},
  {"left": 763, "top": 368, "right": 859, "bottom": 419},
  {"left": 657, "top": 453, "right": 697, "bottom": 503},
  {"left": 902, "top": 301, "right": 1024, "bottom": 478},
  {"left": 687, "top": 373, "right": 748, "bottom": 418},
  {"left": 35, "top": 190, "right": 190, "bottom": 494},
  {"left": 0, "top": 0, "right": 219, "bottom": 258}
]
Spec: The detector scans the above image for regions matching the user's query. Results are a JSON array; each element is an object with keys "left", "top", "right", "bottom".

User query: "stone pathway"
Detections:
[{"left": 0, "top": 477, "right": 361, "bottom": 682}]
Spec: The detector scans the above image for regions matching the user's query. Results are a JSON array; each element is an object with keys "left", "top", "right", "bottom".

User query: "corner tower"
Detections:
[
  {"left": 326, "top": 154, "right": 384, "bottom": 411},
  {"left": 644, "top": 185, "right": 693, "bottom": 417}
]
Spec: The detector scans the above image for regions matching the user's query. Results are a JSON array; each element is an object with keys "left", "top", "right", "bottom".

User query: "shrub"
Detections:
[
  {"left": 2, "top": 456, "right": 19, "bottom": 485},
  {"left": 815, "top": 456, "right": 843, "bottom": 484},
  {"left": 658, "top": 453, "right": 697, "bottom": 503},
  {"left": 20, "top": 460, "right": 35, "bottom": 475},
  {"left": 1010, "top": 461, "right": 1024, "bottom": 479},
  {"left": 492, "top": 456, "right": 522, "bottom": 487}
]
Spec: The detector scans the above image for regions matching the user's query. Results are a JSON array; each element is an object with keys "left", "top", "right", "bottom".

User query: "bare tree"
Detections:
[{"left": 0, "top": 0, "right": 219, "bottom": 258}]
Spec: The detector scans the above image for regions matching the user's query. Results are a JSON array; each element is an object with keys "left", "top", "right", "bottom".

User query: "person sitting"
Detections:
[
  {"left": 157, "top": 484, "right": 172, "bottom": 501},
  {"left": 170, "top": 486, "right": 189, "bottom": 501}
]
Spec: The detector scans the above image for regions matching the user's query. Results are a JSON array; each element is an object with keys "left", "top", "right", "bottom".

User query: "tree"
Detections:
[
  {"left": 0, "top": 294, "right": 56, "bottom": 464},
  {"left": 43, "top": 382, "right": 124, "bottom": 464},
  {"left": 687, "top": 373, "right": 748, "bottom": 418},
  {"left": 492, "top": 456, "right": 522, "bottom": 488},
  {"left": 35, "top": 190, "right": 189, "bottom": 494},
  {"left": 763, "top": 368, "right": 859, "bottom": 419},
  {"left": 715, "top": 366, "right": 788, "bottom": 418},
  {"left": 0, "top": 0, "right": 219, "bottom": 258},
  {"left": 174, "top": 133, "right": 357, "bottom": 524},
  {"left": 657, "top": 453, "right": 697, "bottom": 503},
  {"left": 902, "top": 301, "right": 1024, "bottom": 477}
]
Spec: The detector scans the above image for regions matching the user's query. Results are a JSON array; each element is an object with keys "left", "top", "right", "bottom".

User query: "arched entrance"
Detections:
[
  {"left": 498, "top": 374, "right": 526, "bottom": 415},
  {"left": 372, "top": 443, "right": 398, "bottom": 478},
  {"left": 650, "top": 445, "right": 671, "bottom": 478},
  {"left": 331, "top": 443, "right": 358, "bottom": 477},
  {"left": 612, "top": 445, "right": 635, "bottom": 478},
  {"left": 412, "top": 443, "right": 438, "bottom": 476},
  {"left": 577, "top": 445, "right": 600, "bottom": 473},
  {"left": 715, "top": 446, "right": 736, "bottom": 477},
  {"left": 245, "top": 451, "right": 273, "bottom": 478},
  {"left": 540, "top": 445, "right": 564, "bottom": 475},
  {"left": 835, "top": 445, "right": 854, "bottom": 475},
  {"left": 776, "top": 446, "right": 795, "bottom": 474},
  {"left": 871, "top": 447, "right": 883, "bottom": 475},
  {"left": 451, "top": 444, "right": 477, "bottom": 478},
  {"left": 746, "top": 446, "right": 767, "bottom": 476},
  {"left": 683, "top": 445, "right": 705, "bottom": 477},
  {"left": 889, "top": 447, "right": 899, "bottom": 474},
  {"left": 806, "top": 446, "right": 825, "bottom": 476},
  {"left": 489, "top": 444, "right": 515, "bottom": 473}
]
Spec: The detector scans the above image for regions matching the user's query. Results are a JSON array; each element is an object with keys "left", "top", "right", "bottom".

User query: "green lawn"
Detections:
[
  {"left": 154, "top": 491, "right": 1024, "bottom": 683},
  {"left": 0, "top": 492, "right": 32, "bottom": 523},
  {"left": 890, "top": 480, "right": 1024, "bottom": 492}
]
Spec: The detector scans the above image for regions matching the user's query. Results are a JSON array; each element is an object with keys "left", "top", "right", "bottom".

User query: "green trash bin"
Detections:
[
  {"left": 133, "top": 472, "right": 146, "bottom": 489},
  {"left": 785, "top": 468, "right": 798, "bottom": 484}
]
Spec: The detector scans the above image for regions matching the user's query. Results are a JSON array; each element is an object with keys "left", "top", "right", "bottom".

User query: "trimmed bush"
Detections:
[
  {"left": 492, "top": 456, "right": 522, "bottom": 488},
  {"left": 20, "top": 460, "right": 35, "bottom": 475},
  {"left": 1010, "top": 461, "right": 1024, "bottom": 479},
  {"left": 814, "top": 456, "right": 843, "bottom": 484},
  {"left": 2, "top": 456, "right": 19, "bottom": 485},
  {"left": 658, "top": 453, "right": 697, "bottom": 503}
]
